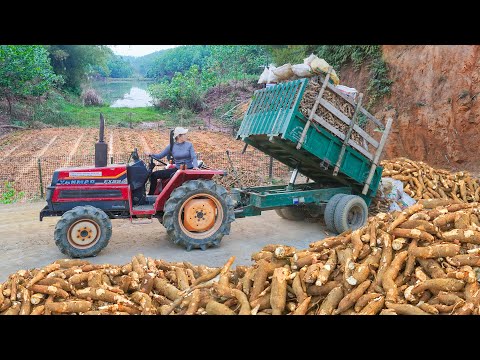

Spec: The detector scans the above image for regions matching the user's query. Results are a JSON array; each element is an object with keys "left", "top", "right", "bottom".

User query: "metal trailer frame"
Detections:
[{"left": 232, "top": 73, "right": 392, "bottom": 218}]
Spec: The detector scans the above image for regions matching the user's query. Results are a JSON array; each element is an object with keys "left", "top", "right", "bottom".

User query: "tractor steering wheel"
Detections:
[
  {"left": 149, "top": 154, "right": 168, "bottom": 167},
  {"left": 128, "top": 148, "right": 140, "bottom": 165}
]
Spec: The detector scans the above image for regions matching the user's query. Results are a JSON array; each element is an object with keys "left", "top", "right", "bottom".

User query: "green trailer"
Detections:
[{"left": 230, "top": 73, "right": 393, "bottom": 233}]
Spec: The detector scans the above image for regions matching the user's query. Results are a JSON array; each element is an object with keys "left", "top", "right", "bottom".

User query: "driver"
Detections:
[{"left": 146, "top": 127, "right": 199, "bottom": 195}]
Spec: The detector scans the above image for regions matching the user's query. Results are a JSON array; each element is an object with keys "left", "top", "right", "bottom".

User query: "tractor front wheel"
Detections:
[
  {"left": 162, "top": 179, "right": 235, "bottom": 251},
  {"left": 54, "top": 206, "right": 112, "bottom": 258}
]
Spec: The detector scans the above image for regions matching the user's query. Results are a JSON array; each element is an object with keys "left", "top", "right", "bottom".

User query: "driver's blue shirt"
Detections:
[{"left": 153, "top": 141, "right": 199, "bottom": 169}]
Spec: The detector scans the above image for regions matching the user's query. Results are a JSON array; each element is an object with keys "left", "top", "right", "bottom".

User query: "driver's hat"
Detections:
[{"left": 173, "top": 127, "right": 188, "bottom": 138}]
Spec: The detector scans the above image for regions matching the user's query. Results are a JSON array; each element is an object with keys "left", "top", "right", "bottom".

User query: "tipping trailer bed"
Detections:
[{"left": 230, "top": 73, "right": 392, "bottom": 230}]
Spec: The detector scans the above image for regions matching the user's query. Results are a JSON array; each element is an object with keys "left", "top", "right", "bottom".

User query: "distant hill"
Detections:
[{"left": 123, "top": 50, "right": 168, "bottom": 77}]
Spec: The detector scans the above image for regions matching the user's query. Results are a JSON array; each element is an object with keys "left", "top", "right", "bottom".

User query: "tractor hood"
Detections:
[{"left": 50, "top": 164, "right": 128, "bottom": 186}]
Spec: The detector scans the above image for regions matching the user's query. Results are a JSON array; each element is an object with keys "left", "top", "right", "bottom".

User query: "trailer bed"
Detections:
[{"left": 236, "top": 76, "right": 392, "bottom": 204}]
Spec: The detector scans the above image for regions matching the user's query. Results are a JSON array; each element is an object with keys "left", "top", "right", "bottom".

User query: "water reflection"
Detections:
[
  {"left": 90, "top": 80, "right": 154, "bottom": 108},
  {"left": 110, "top": 87, "right": 153, "bottom": 108}
]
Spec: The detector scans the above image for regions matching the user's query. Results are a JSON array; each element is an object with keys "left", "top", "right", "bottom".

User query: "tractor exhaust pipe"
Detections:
[
  {"left": 95, "top": 113, "right": 108, "bottom": 167},
  {"left": 99, "top": 113, "right": 105, "bottom": 142}
]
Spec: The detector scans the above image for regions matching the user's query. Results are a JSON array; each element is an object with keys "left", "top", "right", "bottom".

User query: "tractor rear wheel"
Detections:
[
  {"left": 54, "top": 205, "right": 112, "bottom": 258},
  {"left": 162, "top": 179, "right": 235, "bottom": 251}
]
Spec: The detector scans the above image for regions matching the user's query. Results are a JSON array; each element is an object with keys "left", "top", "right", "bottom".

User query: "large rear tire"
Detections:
[
  {"left": 54, "top": 205, "right": 112, "bottom": 258},
  {"left": 274, "top": 207, "right": 306, "bottom": 221},
  {"left": 324, "top": 194, "right": 347, "bottom": 233},
  {"left": 333, "top": 195, "right": 368, "bottom": 234},
  {"left": 163, "top": 179, "right": 235, "bottom": 251}
]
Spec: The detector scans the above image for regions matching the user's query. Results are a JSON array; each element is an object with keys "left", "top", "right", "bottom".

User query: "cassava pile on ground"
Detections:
[
  {"left": 2, "top": 199, "right": 480, "bottom": 315},
  {"left": 299, "top": 76, "right": 364, "bottom": 147},
  {"left": 243, "top": 199, "right": 480, "bottom": 315},
  {"left": 369, "top": 192, "right": 392, "bottom": 216},
  {"left": 381, "top": 158, "right": 480, "bottom": 203},
  {"left": 0, "top": 256, "right": 226, "bottom": 315}
]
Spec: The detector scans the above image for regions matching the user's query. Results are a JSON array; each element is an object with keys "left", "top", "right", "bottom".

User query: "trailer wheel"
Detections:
[
  {"left": 333, "top": 195, "right": 368, "bottom": 234},
  {"left": 274, "top": 207, "right": 307, "bottom": 221},
  {"left": 54, "top": 206, "right": 112, "bottom": 258},
  {"left": 324, "top": 194, "right": 347, "bottom": 232},
  {"left": 163, "top": 179, "right": 235, "bottom": 251}
]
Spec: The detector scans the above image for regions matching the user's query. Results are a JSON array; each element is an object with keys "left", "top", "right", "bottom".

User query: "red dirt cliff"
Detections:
[{"left": 340, "top": 45, "right": 480, "bottom": 173}]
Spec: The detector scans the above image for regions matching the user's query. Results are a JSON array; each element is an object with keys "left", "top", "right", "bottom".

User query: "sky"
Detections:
[{"left": 108, "top": 45, "right": 180, "bottom": 57}]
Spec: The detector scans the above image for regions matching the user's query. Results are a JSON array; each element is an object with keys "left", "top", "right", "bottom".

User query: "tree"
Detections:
[
  {"left": 146, "top": 45, "right": 210, "bottom": 80},
  {"left": 91, "top": 54, "right": 134, "bottom": 78},
  {"left": 107, "top": 55, "right": 134, "bottom": 78},
  {"left": 203, "top": 45, "right": 269, "bottom": 84},
  {"left": 126, "top": 50, "right": 167, "bottom": 77},
  {"left": 47, "top": 45, "right": 112, "bottom": 93},
  {"left": 148, "top": 65, "right": 205, "bottom": 111},
  {"left": 0, "top": 45, "right": 61, "bottom": 114},
  {"left": 265, "top": 45, "right": 311, "bottom": 66}
]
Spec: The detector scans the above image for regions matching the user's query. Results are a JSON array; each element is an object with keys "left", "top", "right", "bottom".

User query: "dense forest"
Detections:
[
  {"left": 0, "top": 45, "right": 391, "bottom": 128},
  {"left": 140, "top": 45, "right": 390, "bottom": 113}
]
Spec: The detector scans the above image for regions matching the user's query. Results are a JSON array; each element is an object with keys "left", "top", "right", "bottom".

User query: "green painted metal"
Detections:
[
  {"left": 231, "top": 184, "right": 352, "bottom": 218},
  {"left": 239, "top": 79, "right": 308, "bottom": 138},
  {"left": 237, "top": 78, "right": 383, "bottom": 206},
  {"left": 248, "top": 186, "right": 351, "bottom": 209}
]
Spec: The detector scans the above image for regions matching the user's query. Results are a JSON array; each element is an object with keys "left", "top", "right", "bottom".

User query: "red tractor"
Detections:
[{"left": 40, "top": 117, "right": 235, "bottom": 258}]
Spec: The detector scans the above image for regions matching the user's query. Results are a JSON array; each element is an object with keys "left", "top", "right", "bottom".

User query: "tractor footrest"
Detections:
[
  {"left": 132, "top": 204, "right": 155, "bottom": 211},
  {"left": 145, "top": 195, "right": 157, "bottom": 205}
]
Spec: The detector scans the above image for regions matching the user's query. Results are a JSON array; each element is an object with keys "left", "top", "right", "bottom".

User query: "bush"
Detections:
[
  {"left": 33, "top": 92, "right": 76, "bottom": 126},
  {"left": 366, "top": 57, "right": 393, "bottom": 108},
  {"left": 314, "top": 45, "right": 392, "bottom": 108},
  {"left": 81, "top": 88, "right": 103, "bottom": 106},
  {"left": 1, "top": 181, "right": 24, "bottom": 204},
  {"left": 148, "top": 65, "right": 205, "bottom": 112}
]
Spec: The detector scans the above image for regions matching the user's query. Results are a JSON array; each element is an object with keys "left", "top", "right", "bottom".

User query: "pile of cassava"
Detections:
[
  {"left": 2, "top": 198, "right": 480, "bottom": 315},
  {"left": 368, "top": 158, "right": 480, "bottom": 216},
  {"left": 381, "top": 158, "right": 480, "bottom": 203}
]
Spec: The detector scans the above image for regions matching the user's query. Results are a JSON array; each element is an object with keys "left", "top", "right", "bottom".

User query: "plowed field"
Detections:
[{"left": 0, "top": 128, "right": 246, "bottom": 158}]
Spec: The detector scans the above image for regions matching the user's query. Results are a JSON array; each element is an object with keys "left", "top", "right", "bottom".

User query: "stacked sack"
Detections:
[{"left": 258, "top": 54, "right": 340, "bottom": 85}]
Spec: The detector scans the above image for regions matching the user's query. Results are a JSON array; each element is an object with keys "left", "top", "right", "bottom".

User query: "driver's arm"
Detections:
[
  {"left": 189, "top": 143, "right": 199, "bottom": 168},
  {"left": 151, "top": 145, "right": 170, "bottom": 160}
]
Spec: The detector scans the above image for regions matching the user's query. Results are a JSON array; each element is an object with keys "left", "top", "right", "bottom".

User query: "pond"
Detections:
[{"left": 90, "top": 80, "right": 154, "bottom": 108}]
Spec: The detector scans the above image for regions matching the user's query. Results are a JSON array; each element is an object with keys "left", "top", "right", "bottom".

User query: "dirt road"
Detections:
[{"left": 0, "top": 201, "right": 327, "bottom": 282}]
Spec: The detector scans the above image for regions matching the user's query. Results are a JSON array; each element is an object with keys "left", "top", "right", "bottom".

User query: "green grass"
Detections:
[
  {"left": 30, "top": 90, "right": 204, "bottom": 128},
  {"left": 1, "top": 87, "right": 214, "bottom": 129},
  {"left": 61, "top": 103, "right": 169, "bottom": 127}
]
